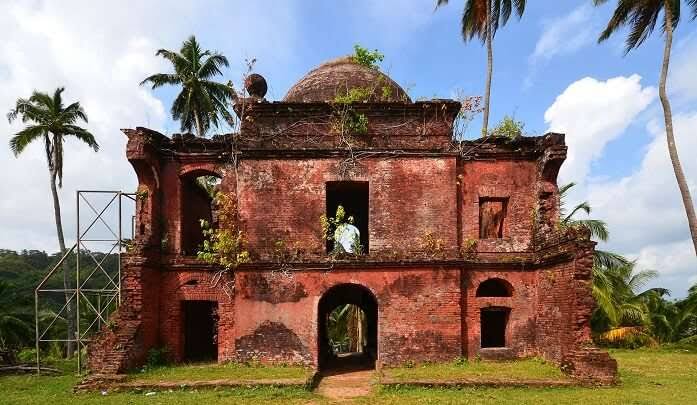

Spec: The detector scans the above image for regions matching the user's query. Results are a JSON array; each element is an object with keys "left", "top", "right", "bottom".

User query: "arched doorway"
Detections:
[{"left": 318, "top": 283, "right": 378, "bottom": 371}]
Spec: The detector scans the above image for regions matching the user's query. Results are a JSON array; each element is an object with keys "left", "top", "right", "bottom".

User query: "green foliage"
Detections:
[
  {"left": 140, "top": 35, "right": 235, "bottom": 137},
  {"left": 435, "top": 0, "right": 527, "bottom": 43},
  {"left": 350, "top": 44, "right": 384, "bottom": 69},
  {"left": 7, "top": 87, "right": 98, "bottom": 186},
  {"left": 320, "top": 205, "right": 363, "bottom": 256},
  {"left": 332, "top": 88, "right": 371, "bottom": 136},
  {"left": 460, "top": 238, "right": 478, "bottom": 259},
  {"left": 326, "top": 304, "right": 365, "bottom": 353},
  {"left": 197, "top": 193, "right": 250, "bottom": 270},
  {"left": 489, "top": 115, "right": 523, "bottom": 139},
  {"left": 559, "top": 182, "right": 609, "bottom": 242},
  {"left": 594, "top": 0, "right": 697, "bottom": 53},
  {"left": 142, "top": 346, "right": 171, "bottom": 371},
  {"left": 559, "top": 183, "right": 697, "bottom": 347},
  {"left": 333, "top": 87, "right": 374, "bottom": 104},
  {"left": 420, "top": 232, "right": 445, "bottom": 257}
]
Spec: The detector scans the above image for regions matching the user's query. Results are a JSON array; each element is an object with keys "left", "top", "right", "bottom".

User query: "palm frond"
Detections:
[
  {"left": 573, "top": 219, "right": 609, "bottom": 241},
  {"left": 594, "top": 250, "right": 630, "bottom": 268},
  {"left": 64, "top": 125, "right": 99, "bottom": 152},
  {"left": 564, "top": 201, "right": 592, "bottom": 223},
  {"left": 689, "top": 0, "right": 697, "bottom": 19},
  {"left": 599, "top": 326, "right": 644, "bottom": 342},
  {"left": 198, "top": 53, "right": 230, "bottom": 79},
  {"left": 9, "top": 125, "right": 48, "bottom": 156},
  {"left": 596, "top": 0, "right": 681, "bottom": 53}
]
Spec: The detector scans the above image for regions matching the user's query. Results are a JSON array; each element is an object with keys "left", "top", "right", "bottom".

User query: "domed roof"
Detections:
[{"left": 283, "top": 56, "right": 411, "bottom": 103}]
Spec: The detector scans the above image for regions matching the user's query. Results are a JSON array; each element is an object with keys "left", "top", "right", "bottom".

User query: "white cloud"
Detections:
[
  {"left": 0, "top": 0, "right": 298, "bottom": 251},
  {"left": 530, "top": 4, "right": 595, "bottom": 65},
  {"left": 544, "top": 74, "right": 656, "bottom": 185},
  {"left": 587, "top": 112, "right": 697, "bottom": 295},
  {"left": 670, "top": 30, "right": 697, "bottom": 105}
]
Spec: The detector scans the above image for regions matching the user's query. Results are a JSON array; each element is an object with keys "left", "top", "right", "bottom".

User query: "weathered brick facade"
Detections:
[{"left": 87, "top": 57, "right": 617, "bottom": 383}]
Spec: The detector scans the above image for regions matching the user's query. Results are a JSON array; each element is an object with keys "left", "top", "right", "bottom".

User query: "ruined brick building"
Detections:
[{"left": 88, "top": 57, "right": 617, "bottom": 383}]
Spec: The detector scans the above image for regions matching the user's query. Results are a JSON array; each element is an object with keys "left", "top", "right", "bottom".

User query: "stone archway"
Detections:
[{"left": 317, "top": 283, "right": 378, "bottom": 371}]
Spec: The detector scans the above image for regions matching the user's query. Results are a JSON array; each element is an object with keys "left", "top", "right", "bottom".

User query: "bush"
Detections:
[
  {"left": 143, "top": 346, "right": 171, "bottom": 370},
  {"left": 16, "top": 348, "right": 36, "bottom": 363}
]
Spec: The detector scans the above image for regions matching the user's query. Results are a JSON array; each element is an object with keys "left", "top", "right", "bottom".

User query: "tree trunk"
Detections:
[
  {"left": 482, "top": 0, "right": 493, "bottom": 136},
  {"left": 660, "top": 5, "right": 697, "bottom": 255},
  {"left": 49, "top": 167, "right": 75, "bottom": 358},
  {"left": 194, "top": 108, "right": 204, "bottom": 138}
]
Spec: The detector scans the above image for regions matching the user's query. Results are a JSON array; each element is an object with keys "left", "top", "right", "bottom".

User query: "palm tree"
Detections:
[
  {"left": 559, "top": 182, "right": 629, "bottom": 269},
  {"left": 141, "top": 35, "right": 234, "bottom": 137},
  {"left": 594, "top": 0, "right": 697, "bottom": 256},
  {"left": 0, "top": 281, "right": 33, "bottom": 354},
  {"left": 591, "top": 262, "right": 662, "bottom": 346},
  {"left": 7, "top": 87, "right": 99, "bottom": 357},
  {"left": 436, "top": 0, "right": 526, "bottom": 136}
]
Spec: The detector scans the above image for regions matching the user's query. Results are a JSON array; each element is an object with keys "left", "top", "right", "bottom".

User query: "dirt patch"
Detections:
[{"left": 316, "top": 369, "right": 375, "bottom": 400}]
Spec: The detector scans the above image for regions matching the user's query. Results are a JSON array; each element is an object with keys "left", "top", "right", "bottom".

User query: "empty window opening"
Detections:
[
  {"left": 318, "top": 284, "right": 377, "bottom": 371},
  {"left": 181, "top": 174, "right": 221, "bottom": 254},
  {"left": 476, "top": 278, "right": 513, "bottom": 297},
  {"left": 480, "top": 307, "right": 509, "bottom": 348},
  {"left": 479, "top": 197, "right": 508, "bottom": 239},
  {"left": 326, "top": 181, "right": 369, "bottom": 254},
  {"left": 183, "top": 300, "right": 219, "bottom": 362}
]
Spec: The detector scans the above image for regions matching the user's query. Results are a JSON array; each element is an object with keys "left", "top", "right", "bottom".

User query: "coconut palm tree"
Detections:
[
  {"left": 7, "top": 87, "right": 98, "bottom": 357},
  {"left": 435, "top": 0, "right": 526, "bottom": 136},
  {"left": 559, "top": 182, "right": 629, "bottom": 269},
  {"left": 141, "top": 35, "right": 234, "bottom": 137},
  {"left": 594, "top": 0, "right": 697, "bottom": 256}
]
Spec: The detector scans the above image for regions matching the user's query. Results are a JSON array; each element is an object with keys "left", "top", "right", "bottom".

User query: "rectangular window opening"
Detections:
[
  {"left": 479, "top": 197, "right": 508, "bottom": 239},
  {"left": 326, "top": 181, "right": 369, "bottom": 254}
]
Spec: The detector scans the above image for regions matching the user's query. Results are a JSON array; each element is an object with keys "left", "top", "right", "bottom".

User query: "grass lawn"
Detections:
[
  {"left": 367, "top": 347, "right": 697, "bottom": 404},
  {"left": 2, "top": 347, "right": 696, "bottom": 404},
  {"left": 383, "top": 357, "right": 568, "bottom": 382},
  {"left": 131, "top": 362, "right": 313, "bottom": 382}
]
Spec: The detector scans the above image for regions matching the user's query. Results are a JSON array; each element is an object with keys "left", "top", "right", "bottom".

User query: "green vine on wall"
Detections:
[{"left": 197, "top": 192, "right": 250, "bottom": 271}]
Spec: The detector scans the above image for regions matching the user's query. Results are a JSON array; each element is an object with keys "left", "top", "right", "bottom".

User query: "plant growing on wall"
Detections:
[
  {"left": 489, "top": 115, "right": 523, "bottom": 139},
  {"left": 197, "top": 192, "right": 250, "bottom": 271},
  {"left": 350, "top": 44, "right": 384, "bottom": 69},
  {"left": 320, "top": 205, "right": 363, "bottom": 256}
]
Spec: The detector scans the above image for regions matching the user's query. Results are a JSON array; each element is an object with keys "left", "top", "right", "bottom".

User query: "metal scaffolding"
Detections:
[{"left": 34, "top": 190, "right": 135, "bottom": 374}]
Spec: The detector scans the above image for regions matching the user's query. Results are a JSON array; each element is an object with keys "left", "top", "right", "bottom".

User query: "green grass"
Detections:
[
  {"left": 383, "top": 357, "right": 568, "bottom": 381},
  {"left": 2, "top": 348, "right": 697, "bottom": 404},
  {"left": 0, "top": 374, "right": 320, "bottom": 404},
  {"left": 364, "top": 347, "right": 697, "bottom": 404},
  {"left": 131, "top": 362, "right": 313, "bottom": 382}
]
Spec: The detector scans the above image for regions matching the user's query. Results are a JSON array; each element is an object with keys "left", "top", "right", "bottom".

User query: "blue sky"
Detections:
[{"left": 1, "top": 0, "right": 696, "bottom": 296}]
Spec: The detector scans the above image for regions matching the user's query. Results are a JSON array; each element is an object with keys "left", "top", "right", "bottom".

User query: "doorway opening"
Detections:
[
  {"left": 318, "top": 284, "right": 377, "bottom": 372},
  {"left": 183, "top": 300, "right": 219, "bottom": 362},
  {"left": 480, "top": 307, "right": 510, "bottom": 348},
  {"left": 325, "top": 181, "right": 369, "bottom": 254}
]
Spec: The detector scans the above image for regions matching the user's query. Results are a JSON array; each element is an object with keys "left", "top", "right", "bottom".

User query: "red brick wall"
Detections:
[
  {"left": 463, "top": 269, "right": 538, "bottom": 359},
  {"left": 236, "top": 157, "right": 457, "bottom": 258},
  {"left": 159, "top": 270, "right": 234, "bottom": 362},
  {"left": 230, "top": 267, "right": 462, "bottom": 367},
  {"left": 460, "top": 160, "right": 538, "bottom": 252}
]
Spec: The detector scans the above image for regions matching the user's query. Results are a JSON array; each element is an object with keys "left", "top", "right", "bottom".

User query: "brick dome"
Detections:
[{"left": 283, "top": 56, "right": 411, "bottom": 103}]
